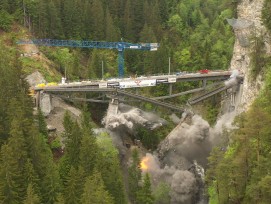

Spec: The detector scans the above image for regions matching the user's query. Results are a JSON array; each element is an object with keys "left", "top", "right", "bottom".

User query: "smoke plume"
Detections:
[
  {"left": 102, "top": 102, "right": 237, "bottom": 204},
  {"left": 102, "top": 103, "right": 166, "bottom": 130}
]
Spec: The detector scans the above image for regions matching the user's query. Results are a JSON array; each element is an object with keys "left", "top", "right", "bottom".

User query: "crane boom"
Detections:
[{"left": 17, "top": 39, "right": 159, "bottom": 77}]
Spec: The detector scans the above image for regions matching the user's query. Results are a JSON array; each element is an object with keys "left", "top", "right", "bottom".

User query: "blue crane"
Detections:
[{"left": 17, "top": 39, "right": 159, "bottom": 77}]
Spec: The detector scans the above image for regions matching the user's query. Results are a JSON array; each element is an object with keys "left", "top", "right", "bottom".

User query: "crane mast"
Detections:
[{"left": 17, "top": 39, "right": 159, "bottom": 77}]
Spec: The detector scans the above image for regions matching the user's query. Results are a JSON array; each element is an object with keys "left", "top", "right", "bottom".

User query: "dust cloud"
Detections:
[
  {"left": 102, "top": 102, "right": 237, "bottom": 204},
  {"left": 102, "top": 103, "right": 166, "bottom": 130}
]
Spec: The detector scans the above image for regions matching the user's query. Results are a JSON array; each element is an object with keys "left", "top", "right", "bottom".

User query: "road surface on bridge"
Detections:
[{"left": 35, "top": 70, "right": 231, "bottom": 91}]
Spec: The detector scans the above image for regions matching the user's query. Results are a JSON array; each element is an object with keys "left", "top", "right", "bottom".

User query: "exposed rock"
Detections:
[
  {"left": 25, "top": 71, "right": 46, "bottom": 87},
  {"left": 47, "top": 125, "right": 56, "bottom": 132},
  {"left": 46, "top": 97, "right": 81, "bottom": 135},
  {"left": 230, "top": 0, "right": 270, "bottom": 111}
]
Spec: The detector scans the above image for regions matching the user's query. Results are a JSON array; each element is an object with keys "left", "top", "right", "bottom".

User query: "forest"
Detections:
[
  {"left": 1, "top": 0, "right": 235, "bottom": 80},
  {"left": 0, "top": 0, "right": 271, "bottom": 203}
]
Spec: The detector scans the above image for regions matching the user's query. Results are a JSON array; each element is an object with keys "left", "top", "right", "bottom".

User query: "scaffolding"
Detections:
[{"left": 227, "top": 18, "right": 255, "bottom": 47}]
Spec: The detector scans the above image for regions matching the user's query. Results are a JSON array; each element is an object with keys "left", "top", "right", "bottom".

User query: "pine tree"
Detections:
[
  {"left": 0, "top": 145, "right": 22, "bottom": 203},
  {"left": 105, "top": 6, "right": 120, "bottom": 42},
  {"left": 23, "top": 183, "right": 41, "bottom": 204},
  {"left": 27, "top": 128, "right": 60, "bottom": 204},
  {"left": 0, "top": 110, "right": 30, "bottom": 203},
  {"left": 63, "top": 167, "right": 84, "bottom": 204},
  {"left": 41, "top": 162, "right": 60, "bottom": 204},
  {"left": 96, "top": 133, "right": 127, "bottom": 204},
  {"left": 81, "top": 170, "right": 114, "bottom": 204},
  {"left": 91, "top": 0, "right": 105, "bottom": 40},
  {"left": 137, "top": 173, "right": 154, "bottom": 204},
  {"left": 66, "top": 121, "right": 82, "bottom": 168},
  {"left": 24, "top": 159, "right": 41, "bottom": 199},
  {"left": 128, "top": 149, "right": 141, "bottom": 203},
  {"left": 37, "top": 108, "right": 48, "bottom": 138},
  {"left": 132, "top": 0, "right": 144, "bottom": 40},
  {"left": 36, "top": 0, "right": 48, "bottom": 37},
  {"left": 79, "top": 127, "right": 99, "bottom": 176},
  {"left": 46, "top": 1, "right": 63, "bottom": 38},
  {"left": 88, "top": 49, "right": 101, "bottom": 79},
  {"left": 123, "top": 0, "right": 135, "bottom": 41}
]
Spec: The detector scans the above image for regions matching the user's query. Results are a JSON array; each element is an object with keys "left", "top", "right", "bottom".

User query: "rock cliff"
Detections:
[{"left": 230, "top": 0, "right": 270, "bottom": 111}]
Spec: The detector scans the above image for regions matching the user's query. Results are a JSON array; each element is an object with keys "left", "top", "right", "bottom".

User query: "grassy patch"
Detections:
[{"left": 19, "top": 56, "right": 61, "bottom": 82}]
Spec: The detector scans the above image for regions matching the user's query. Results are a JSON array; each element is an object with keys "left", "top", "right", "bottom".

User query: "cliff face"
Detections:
[{"left": 230, "top": 0, "right": 270, "bottom": 111}]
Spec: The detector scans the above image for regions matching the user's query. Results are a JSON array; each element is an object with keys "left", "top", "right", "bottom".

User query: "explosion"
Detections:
[{"left": 140, "top": 157, "right": 149, "bottom": 171}]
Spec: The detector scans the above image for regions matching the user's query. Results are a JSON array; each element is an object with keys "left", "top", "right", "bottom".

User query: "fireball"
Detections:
[{"left": 140, "top": 157, "right": 149, "bottom": 171}]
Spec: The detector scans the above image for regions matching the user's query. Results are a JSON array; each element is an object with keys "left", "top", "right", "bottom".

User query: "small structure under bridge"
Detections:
[{"left": 34, "top": 70, "right": 243, "bottom": 115}]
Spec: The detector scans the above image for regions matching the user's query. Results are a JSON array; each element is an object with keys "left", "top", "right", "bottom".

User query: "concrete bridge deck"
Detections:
[{"left": 34, "top": 71, "right": 231, "bottom": 91}]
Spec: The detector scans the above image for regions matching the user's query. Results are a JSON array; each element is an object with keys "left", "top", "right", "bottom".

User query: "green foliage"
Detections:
[
  {"left": 0, "top": 1, "right": 239, "bottom": 203},
  {"left": 96, "top": 133, "right": 127, "bottom": 204},
  {"left": 128, "top": 149, "right": 141, "bottom": 203},
  {"left": 63, "top": 167, "right": 84, "bottom": 204},
  {"left": 79, "top": 128, "right": 99, "bottom": 176},
  {"left": 153, "top": 182, "right": 171, "bottom": 204},
  {"left": 81, "top": 170, "right": 114, "bottom": 204},
  {"left": 50, "top": 138, "right": 61, "bottom": 150},
  {"left": 0, "top": 10, "right": 13, "bottom": 31},
  {"left": 205, "top": 102, "right": 220, "bottom": 126},
  {"left": 3, "top": 0, "right": 234, "bottom": 79},
  {"left": 137, "top": 173, "right": 154, "bottom": 204},
  {"left": 37, "top": 108, "right": 48, "bottom": 137},
  {"left": 0, "top": 41, "right": 61, "bottom": 204},
  {"left": 262, "top": 0, "right": 271, "bottom": 32},
  {"left": 136, "top": 127, "right": 159, "bottom": 150},
  {"left": 23, "top": 183, "right": 41, "bottom": 204},
  {"left": 19, "top": 56, "right": 60, "bottom": 82},
  {"left": 206, "top": 63, "right": 271, "bottom": 204},
  {"left": 249, "top": 36, "right": 266, "bottom": 80}
]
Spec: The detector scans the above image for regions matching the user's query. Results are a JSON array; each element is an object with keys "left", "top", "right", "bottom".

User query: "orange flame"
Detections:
[{"left": 140, "top": 157, "right": 149, "bottom": 171}]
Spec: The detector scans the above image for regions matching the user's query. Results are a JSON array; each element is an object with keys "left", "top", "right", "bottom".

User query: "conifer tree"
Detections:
[
  {"left": 128, "top": 149, "right": 141, "bottom": 203},
  {"left": 137, "top": 173, "right": 154, "bottom": 204},
  {"left": 96, "top": 133, "right": 127, "bottom": 204},
  {"left": 1, "top": 110, "right": 30, "bottom": 202},
  {"left": 105, "top": 7, "right": 120, "bottom": 42},
  {"left": 27, "top": 128, "right": 60, "bottom": 204},
  {"left": 79, "top": 126, "right": 99, "bottom": 176},
  {"left": 81, "top": 170, "right": 114, "bottom": 204},
  {"left": 91, "top": 0, "right": 105, "bottom": 40},
  {"left": 37, "top": 108, "right": 48, "bottom": 138},
  {"left": 46, "top": 1, "right": 63, "bottom": 38},
  {"left": 24, "top": 159, "right": 41, "bottom": 199},
  {"left": 55, "top": 193, "right": 65, "bottom": 204},
  {"left": 64, "top": 167, "right": 84, "bottom": 204},
  {"left": 0, "top": 145, "right": 22, "bottom": 203},
  {"left": 123, "top": 0, "right": 135, "bottom": 41},
  {"left": 23, "top": 183, "right": 41, "bottom": 204},
  {"left": 66, "top": 121, "right": 82, "bottom": 168}
]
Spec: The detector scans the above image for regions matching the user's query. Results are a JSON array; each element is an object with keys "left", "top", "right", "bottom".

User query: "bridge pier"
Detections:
[
  {"left": 35, "top": 91, "right": 41, "bottom": 108},
  {"left": 36, "top": 91, "right": 53, "bottom": 115},
  {"left": 202, "top": 79, "right": 207, "bottom": 89},
  {"left": 169, "top": 84, "right": 173, "bottom": 95}
]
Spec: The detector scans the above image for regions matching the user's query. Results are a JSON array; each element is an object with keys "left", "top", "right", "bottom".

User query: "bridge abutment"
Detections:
[{"left": 36, "top": 91, "right": 53, "bottom": 116}]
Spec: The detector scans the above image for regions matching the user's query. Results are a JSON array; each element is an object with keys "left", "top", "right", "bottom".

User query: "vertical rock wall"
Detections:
[{"left": 230, "top": 0, "right": 270, "bottom": 111}]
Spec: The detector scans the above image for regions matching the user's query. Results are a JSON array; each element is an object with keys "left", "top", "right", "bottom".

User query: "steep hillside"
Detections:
[
  {"left": 206, "top": 1, "right": 271, "bottom": 203},
  {"left": 230, "top": 0, "right": 271, "bottom": 111}
]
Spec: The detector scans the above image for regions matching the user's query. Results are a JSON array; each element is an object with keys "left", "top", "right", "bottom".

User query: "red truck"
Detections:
[{"left": 199, "top": 69, "right": 209, "bottom": 74}]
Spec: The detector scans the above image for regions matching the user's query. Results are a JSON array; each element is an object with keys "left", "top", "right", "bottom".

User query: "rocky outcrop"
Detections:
[{"left": 230, "top": 0, "right": 270, "bottom": 111}]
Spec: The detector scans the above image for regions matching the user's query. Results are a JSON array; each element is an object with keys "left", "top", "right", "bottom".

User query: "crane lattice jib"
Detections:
[{"left": 17, "top": 39, "right": 159, "bottom": 77}]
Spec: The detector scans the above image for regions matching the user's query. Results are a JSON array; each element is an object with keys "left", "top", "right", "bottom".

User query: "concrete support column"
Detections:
[
  {"left": 35, "top": 91, "right": 41, "bottom": 108},
  {"left": 202, "top": 79, "right": 207, "bottom": 89},
  {"left": 40, "top": 92, "right": 53, "bottom": 116},
  {"left": 169, "top": 84, "right": 173, "bottom": 95}
]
